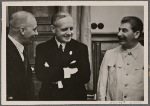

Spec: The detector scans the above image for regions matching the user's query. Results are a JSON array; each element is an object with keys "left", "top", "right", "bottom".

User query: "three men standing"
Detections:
[{"left": 6, "top": 10, "right": 144, "bottom": 101}]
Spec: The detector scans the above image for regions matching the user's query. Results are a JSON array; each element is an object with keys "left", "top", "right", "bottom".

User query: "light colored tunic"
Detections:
[{"left": 97, "top": 43, "right": 144, "bottom": 101}]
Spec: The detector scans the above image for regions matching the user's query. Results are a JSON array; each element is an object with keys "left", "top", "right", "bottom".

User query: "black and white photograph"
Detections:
[{"left": 1, "top": 1, "right": 148, "bottom": 105}]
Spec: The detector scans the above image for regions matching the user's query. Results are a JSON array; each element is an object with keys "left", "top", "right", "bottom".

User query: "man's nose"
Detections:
[
  {"left": 66, "top": 29, "right": 73, "bottom": 35},
  {"left": 35, "top": 30, "right": 38, "bottom": 36},
  {"left": 118, "top": 30, "right": 122, "bottom": 37}
]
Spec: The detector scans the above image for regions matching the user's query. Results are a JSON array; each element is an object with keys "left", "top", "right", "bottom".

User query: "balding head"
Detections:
[
  {"left": 10, "top": 11, "right": 35, "bottom": 29},
  {"left": 9, "top": 11, "right": 38, "bottom": 45}
]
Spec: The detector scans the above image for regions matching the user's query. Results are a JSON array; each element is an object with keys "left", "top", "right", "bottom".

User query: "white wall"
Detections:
[
  {"left": 6, "top": 6, "right": 9, "bottom": 27},
  {"left": 91, "top": 6, "right": 144, "bottom": 33}
]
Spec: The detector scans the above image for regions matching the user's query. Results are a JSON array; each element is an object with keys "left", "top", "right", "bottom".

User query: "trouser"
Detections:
[{"left": 39, "top": 84, "right": 87, "bottom": 100}]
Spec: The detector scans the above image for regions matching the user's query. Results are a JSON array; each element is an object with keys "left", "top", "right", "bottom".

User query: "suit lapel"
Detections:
[
  {"left": 64, "top": 40, "right": 76, "bottom": 65},
  {"left": 46, "top": 38, "right": 75, "bottom": 67},
  {"left": 7, "top": 37, "right": 32, "bottom": 77},
  {"left": 7, "top": 38, "right": 23, "bottom": 64},
  {"left": 48, "top": 37, "right": 59, "bottom": 53},
  {"left": 64, "top": 39, "right": 73, "bottom": 54}
]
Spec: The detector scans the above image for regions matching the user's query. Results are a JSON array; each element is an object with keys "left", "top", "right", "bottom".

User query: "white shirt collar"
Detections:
[
  {"left": 8, "top": 35, "right": 24, "bottom": 53},
  {"left": 55, "top": 37, "right": 66, "bottom": 51}
]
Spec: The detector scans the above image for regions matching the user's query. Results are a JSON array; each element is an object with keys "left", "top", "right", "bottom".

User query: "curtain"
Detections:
[{"left": 59, "top": 6, "right": 93, "bottom": 90}]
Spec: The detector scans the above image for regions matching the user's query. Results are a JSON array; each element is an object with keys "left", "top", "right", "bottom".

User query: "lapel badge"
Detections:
[
  {"left": 69, "top": 51, "right": 73, "bottom": 55},
  {"left": 44, "top": 62, "right": 49, "bottom": 67}
]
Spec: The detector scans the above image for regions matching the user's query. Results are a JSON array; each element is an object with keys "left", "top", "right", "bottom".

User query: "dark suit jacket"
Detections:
[
  {"left": 6, "top": 37, "right": 34, "bottom": 100},
  {"left": 35, "top": 37, "right": 91, "bottom": 100}
]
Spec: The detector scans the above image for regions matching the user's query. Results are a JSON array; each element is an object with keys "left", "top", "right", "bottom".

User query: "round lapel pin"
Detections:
[{"left": 69, "top": 51, "right": 73, "bottom": 55}]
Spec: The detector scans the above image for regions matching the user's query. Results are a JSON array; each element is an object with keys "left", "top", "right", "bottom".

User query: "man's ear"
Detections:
[
  {"left": 51, "top": 25, "right": 56, "bottom": 33},
  {"left": 134, "top": 31, "right": 140, "bottom": 39},
  {"left": 20, "top": 27, "right": 25, "bottom": 35}
]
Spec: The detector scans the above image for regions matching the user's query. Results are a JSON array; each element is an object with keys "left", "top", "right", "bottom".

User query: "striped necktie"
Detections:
[
  {"left": 59, "top": 44, "right": 63, "bottom": 53},
  {"left": 23, "top": 49, "right": 28, "bottom": 75}
]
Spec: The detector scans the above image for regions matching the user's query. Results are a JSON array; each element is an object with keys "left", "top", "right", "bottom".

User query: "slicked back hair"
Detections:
[
  {"left": 51, "top": 12, "right": 71, "bottom": 26},
  {"left": 121, "top": 16, "right": 143, "bottom": 34}
]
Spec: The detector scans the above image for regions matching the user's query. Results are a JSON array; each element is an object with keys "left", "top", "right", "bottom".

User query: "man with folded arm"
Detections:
[{"left": 35, "top": 11, "right": 91, "bottom": 100}]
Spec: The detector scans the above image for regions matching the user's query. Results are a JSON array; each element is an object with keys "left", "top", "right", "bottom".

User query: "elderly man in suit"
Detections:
[
  {"left": 97, "top": 16, "right": 144, "bottom": 101},
  {"left": 7, "top": 11, "right": 38, "bottom": 100},
  {"left": 35, "top": 12, "right": 91, "bottom": 100}
]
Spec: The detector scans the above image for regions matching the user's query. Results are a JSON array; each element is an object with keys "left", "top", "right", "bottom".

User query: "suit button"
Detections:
[
  {"left": 125, "top": 84, "right": 128, "bottom": 87},
  {"left": 124, "top": 96, "right": 127, "bottom": 98},
  {"left": 128, "top": 52, "right": 132, "bottom": 55},
  {"left": 126, "top": 73, "right": 128, "bottom": 76},
  {"left": 127, "top": 63, "right": 129, "bottom": 65}
]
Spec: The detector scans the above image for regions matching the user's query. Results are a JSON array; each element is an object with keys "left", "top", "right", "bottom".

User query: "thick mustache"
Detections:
[{"left": 118, "top": 36, "right": 125, "bottom": 40}]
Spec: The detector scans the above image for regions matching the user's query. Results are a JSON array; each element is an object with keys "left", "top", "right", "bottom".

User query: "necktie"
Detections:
[
  {"left": 23, "top": 49, "right": 28, "bottom": 75},
  {"left": 59, "top": 44, "right": 63, "bottom": 53}
]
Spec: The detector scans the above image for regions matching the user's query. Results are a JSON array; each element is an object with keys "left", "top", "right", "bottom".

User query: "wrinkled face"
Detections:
[
  {"left": 53, "top": 16, "right": 73, "bottom": 43},
  {"left": 23, "top": 17, "right": 38, "bottom": 44},
  {"left": 118, "top": 22, "right": 137, "bottom": 48}
]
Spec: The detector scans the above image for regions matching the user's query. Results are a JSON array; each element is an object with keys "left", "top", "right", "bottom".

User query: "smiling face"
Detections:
[
  {"left": 52, "top": 16, "right": 73, "bottom": 43},
  {"left": 118, "top": 22, "right": 139, "bottom": 49}
]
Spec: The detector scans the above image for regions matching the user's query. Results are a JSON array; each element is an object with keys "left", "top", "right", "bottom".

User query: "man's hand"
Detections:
[{"left": 63, "top": 67, "right": 78, "bottom": 78}]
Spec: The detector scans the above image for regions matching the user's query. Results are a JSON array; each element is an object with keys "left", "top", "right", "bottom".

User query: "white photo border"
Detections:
[{"left": 1, "top": 1, "right": 148, "bottom": 105}]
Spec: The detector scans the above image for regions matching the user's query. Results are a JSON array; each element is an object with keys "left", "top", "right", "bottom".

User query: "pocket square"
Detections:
[
  {"left": 70, "top": 60, "right": 76, "bottom": 64},
  {"left": 44, "top": 62, "right": 49, "bottom": 67}
]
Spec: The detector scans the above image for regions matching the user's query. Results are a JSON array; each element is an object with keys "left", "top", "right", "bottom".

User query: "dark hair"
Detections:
[
  {"left": 121, "top": 16, "right": 143, "bottom": 33},
  {"left": 51, "top": 12, "right": 71, "bottom": 26}
]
